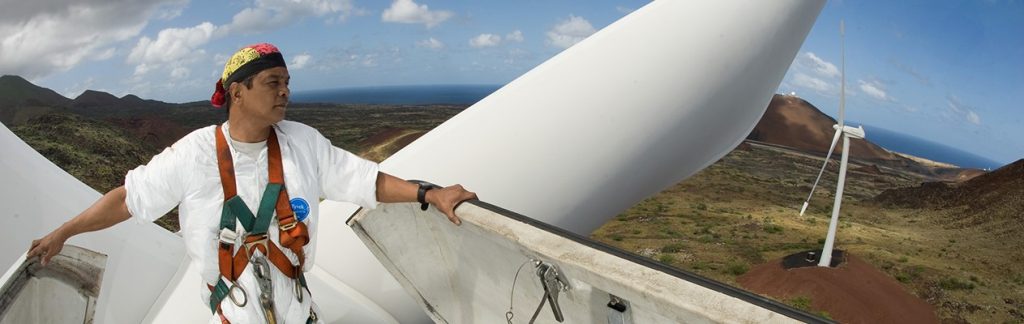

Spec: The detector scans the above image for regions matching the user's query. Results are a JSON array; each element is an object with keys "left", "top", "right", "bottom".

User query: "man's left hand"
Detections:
[{"left": 425, "top": 184, "right": 477, "bottom": 225}]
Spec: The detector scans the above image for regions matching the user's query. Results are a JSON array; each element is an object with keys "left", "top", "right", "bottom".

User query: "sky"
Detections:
[{"left": 0, "top": 0, "right": 1020, "bottom": 164}]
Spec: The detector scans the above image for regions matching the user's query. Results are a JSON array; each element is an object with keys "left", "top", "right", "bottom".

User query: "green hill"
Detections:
[
  {"left": 11, "top": 112, "right": 158, "bottom": 193},
  {"left": 0, "top": 75, "right": 73, "bottom": 126},
  {"left": 0, "top": 75, "right": 71, "bottom": 107}
]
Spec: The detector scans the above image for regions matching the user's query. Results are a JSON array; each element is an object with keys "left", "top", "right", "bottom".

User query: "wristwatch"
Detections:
[{"left": 409, "top": 180, "right": 440, "bottom": 211}]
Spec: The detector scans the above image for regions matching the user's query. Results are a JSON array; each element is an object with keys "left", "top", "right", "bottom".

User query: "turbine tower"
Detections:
[{"left": 798, "top": 20, "right": 866, "bottom": 267}]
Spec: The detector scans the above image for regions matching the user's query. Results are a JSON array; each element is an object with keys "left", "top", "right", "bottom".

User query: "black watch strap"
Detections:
[{"left": 409, "top": 180, "right": 439, "bottom": 211}]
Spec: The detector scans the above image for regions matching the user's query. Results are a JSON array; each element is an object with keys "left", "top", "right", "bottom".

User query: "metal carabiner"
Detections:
[
  {"left": 251, "top": 254, "right": 277, "bottom": 324},
  {"left": 295, "top": 273, "right": 304, "bottom": 303}
]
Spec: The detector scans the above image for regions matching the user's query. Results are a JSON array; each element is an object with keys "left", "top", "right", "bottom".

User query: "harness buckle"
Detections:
[
  {"left": 219, "top": 228, "right": 238, "bottom": 245},
  {"left": 244, "top": 234, "right": 269, "bottom": 251},
  {"left": 279, "top": 215, "right": 297, "bottom": 232}
]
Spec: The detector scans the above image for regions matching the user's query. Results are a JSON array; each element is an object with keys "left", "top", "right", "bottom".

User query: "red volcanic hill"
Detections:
[
  {"left": 748, "top": 94, "right": 897, "bottom": 162},
  {"left": 357, "top": 127, "right": 427, "bottom": 162},
  {"left": 738, "top": 253, "right": 939, "bottom": 324},
  {"left": 873, "top": 159, "right": 1024, "bottom": 231},
  {"left": 746, "top": 94, "right": 988, "bottom": 181},
  {"left": 106, "top": 116, "right": 190, "bottom": 150}
]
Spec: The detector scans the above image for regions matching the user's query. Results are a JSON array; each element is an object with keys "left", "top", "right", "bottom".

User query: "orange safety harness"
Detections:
[{"left": 208, "top": 125, "right": 311, "bottom": 322}]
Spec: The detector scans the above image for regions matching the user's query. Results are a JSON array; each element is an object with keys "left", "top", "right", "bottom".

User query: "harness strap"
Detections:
[
  {"left": 211, "top": 124, "right": 312, "bottom": 316},
  {"left": 210, "top": 281, "right": 231, "bottom": 312},
  {"left": 216, "top": 128, "right": 237, "bottom": 200},
  {"left": 232, "top": 235, "right": 300, "bottom": 279},
  {"left": 268, "top": 131, "right": 309, "bottom": 251}
]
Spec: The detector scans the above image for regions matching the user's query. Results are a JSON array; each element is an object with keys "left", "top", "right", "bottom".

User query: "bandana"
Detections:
[{"left": 211, "top": 43, "right": 287, "bottom": 108}]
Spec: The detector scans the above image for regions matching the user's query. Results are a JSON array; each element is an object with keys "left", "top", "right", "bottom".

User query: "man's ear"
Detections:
[{"left": 228, "top": 82, "right": 241, "bottom": 103}]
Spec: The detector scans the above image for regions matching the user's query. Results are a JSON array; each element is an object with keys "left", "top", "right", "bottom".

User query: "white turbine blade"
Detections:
[
  {"left": 320, "top": 1, "right": 827, "bottom": 321},
  {"left": 800, "top": 127, "right": 843, "bottom": 216}
]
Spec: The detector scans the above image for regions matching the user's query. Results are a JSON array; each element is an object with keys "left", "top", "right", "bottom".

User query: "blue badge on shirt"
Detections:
[{"left": 290, "top": 198, "right": 310, "bottom": 221}]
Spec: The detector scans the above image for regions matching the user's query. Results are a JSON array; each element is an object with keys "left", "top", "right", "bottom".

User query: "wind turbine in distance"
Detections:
[{"left": 798, "top": 20, "right": 866, "bottom": 268}]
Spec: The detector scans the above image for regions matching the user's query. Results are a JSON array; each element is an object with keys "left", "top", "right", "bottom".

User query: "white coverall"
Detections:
[{"left": 125, "top": 120, "right": 379, "bottom": 323}]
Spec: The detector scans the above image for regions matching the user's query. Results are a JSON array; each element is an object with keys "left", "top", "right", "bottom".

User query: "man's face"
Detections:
[{"left": 234, "top": 66, "right": 290, "bottom": 125}]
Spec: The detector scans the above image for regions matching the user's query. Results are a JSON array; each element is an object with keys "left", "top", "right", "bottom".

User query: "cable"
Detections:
[{"left": 506, "top": 259, "right": 537, "bottom": 324}]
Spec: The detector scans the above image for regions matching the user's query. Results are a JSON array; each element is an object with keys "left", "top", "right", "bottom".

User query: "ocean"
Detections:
[
  {"left": 291, "top": 85, "right": 1003, "bottom": 170},
  {"left": 855, "top": 123, "right": 1002, "bottom": 170}
]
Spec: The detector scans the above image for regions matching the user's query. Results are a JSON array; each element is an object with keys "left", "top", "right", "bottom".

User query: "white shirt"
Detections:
[{"left": 124, "top": 120, "right": 379, "bottom": 323}]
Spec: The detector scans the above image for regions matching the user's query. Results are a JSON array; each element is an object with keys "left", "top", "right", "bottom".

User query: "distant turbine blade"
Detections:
[
  {"left": 820, "top": 19, "right": 849, "bottom": 267},
  {"left": 800, "top": 127, "right": 843, "bottom": 216},
  {"left": 838, "top": 19, "right": 846, "bottom": 126},
  {"left": 819, "top": 133, "right": 851, "bottom": 267}
]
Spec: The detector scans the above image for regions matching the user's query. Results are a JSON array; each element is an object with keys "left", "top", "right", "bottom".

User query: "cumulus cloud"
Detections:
[
  {"left": 122, "top": 0, "right": 361, "bottom": 81},
  {"left": 291, "top": 54, "right": 312, "bottom": 69},
  {"left": 221, "top": 0, "right": 365, "bottom": 35},
  {"left": 891, "top": 60, "right": 931, "bottom": 86},
  {"left": 946, "top": 95, "right": 982, "bottom": 126},
  {"left": 320, "top": 53, "right": 379, "bottom": 70},
  {"left": 417, "top": 37, "right": 445, "bottom": 50},
  {"left": 94, "top": 48, "right": 117, "bottom": 61},
  {"left": 547, "top": 15, "right": 596, "bottom": 49},
  {"left": 62, "top": 77, "right": 97, "bottom": 99},
  {"left": 858, "top": 79, "right": 891, "bottom": 101},
  {"left": 170, "top": 66, "right": 190, "bottom": 79},
  {"left": 133, "top": 63, "right": 154, "bottom": 76},
  {"left": 470, "top": 34, "right": 502, "bottom": 48},
  {"left": 787, "top": 52, "right": 847, "bottom": 96},
  {"left": 313, "top": 45, "right": 409, "bottom": 72},
  {"left": 966, "top": 111, "right": 981, "bottom": 125},
  {"left": 503, "top": 48, "right": 532, "bottom": 65},
  {"left": 801, "top": 52, "right": 840, "bottom": 78},
  {"left": 154, "top": 2, "right": 187, "bottom": 20},
  {"left": 382, "top": 0, "right": 453, "bottom": 28},
  {"left": 792, "top": 73, "right": 832, "bottom": 93},
  {"left": 0, "top": 0, "right": 180, "bottom": 80},
  {"left": 354, "top": 54, "right": 378, "bottom": 68},
  {"left": 505, "top": 30, "right": 524, "bottom": 42},
  {"left": 127, "top": 22, "right": 217, "bottom": 76}
]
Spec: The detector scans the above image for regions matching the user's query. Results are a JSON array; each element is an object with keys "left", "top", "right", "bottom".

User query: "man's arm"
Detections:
[
  {"left": 375, "top": 172, "right": 477, "bottom": 225},
  {"left": 28, "top": 186, "right": 132, "bottom": 266}
]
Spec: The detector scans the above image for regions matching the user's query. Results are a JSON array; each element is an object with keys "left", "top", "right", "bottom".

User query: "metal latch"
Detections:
[
  {"left": 529, "top": 262, "right": 568, "bottom": 323},
  {"left": 606, "top": 294, "right": 631, "bottom": 324},
  {"left": 252, "top": 254, "right": 277, "bottom": 324}
]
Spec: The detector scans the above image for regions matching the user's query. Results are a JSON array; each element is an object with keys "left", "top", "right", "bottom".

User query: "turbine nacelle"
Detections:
[{"left": 834, "top": 124, "right": 865, "bottom": 139}]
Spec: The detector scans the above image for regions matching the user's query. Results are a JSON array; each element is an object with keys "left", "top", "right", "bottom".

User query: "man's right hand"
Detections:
[
  {"left": 28, "top": 229, "right": 68, "bottom": 266},
  {"left": 26, "top": 186, "right": 133, "bottom": 267}
]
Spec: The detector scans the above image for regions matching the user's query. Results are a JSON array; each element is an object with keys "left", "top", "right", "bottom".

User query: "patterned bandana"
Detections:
[{"left": 211, "top": 43, "right": 287, "bottom": 108}]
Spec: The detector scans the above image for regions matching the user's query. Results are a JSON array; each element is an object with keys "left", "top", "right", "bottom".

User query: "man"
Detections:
[{"left": 28, "top": 43, "right": 476, "bottom": 323}]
